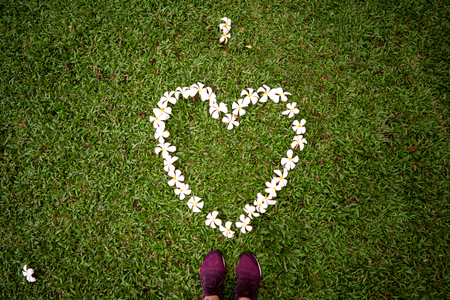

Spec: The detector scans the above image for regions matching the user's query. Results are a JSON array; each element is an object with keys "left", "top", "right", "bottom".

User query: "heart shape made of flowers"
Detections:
[{"left": 149, "top": 82, "right": 307, "bottom": 238}]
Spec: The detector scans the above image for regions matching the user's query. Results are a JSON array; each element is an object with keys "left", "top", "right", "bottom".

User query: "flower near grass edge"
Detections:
[
  {"left": 222, "top": 113, "right": 239, "bottom": 130},
  {"left": 219, "top": 17, "right": 231, "bottom": 33},
  {"left": 282, "top": 102, "right": 299, "bottom": 118},
  {"left": 291, "top": 135, "right": 307, "bottom": 150}
]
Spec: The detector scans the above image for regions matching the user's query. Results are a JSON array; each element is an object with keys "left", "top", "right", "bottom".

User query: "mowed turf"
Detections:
[{"left": 1, "top": 0, "right": 449, "bottom": 298}]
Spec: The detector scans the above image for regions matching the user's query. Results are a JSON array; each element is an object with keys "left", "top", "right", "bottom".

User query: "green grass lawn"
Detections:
[{"left": 1, "top": 0, "right": 450, "bottom": 298}]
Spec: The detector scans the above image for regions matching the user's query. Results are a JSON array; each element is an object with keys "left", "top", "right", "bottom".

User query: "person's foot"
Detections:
[
  {"left": 200, "top": 250, "right": 226, "bottom": 300},
  {"left": 235, "top": 252, "right": 261, "bottom": 300}
]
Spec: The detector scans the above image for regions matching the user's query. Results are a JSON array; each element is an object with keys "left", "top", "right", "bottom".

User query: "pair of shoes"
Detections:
[{"left": 200, "top": 250, "right": 261, "bottom": 300}]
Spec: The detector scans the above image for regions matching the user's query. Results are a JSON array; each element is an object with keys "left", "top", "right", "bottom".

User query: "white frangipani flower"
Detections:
[
  {"left": 257, "top": 193, "right": 276, "bottom": 206},
  {"left": 243, "top": 204, "right": 260, "bottom": 219},
  {"left": 232, "top": 98, "right": 250, "bottom": 116},
  {"left": 187, "top": 196, "right": 204, "bottom": 212},
  {"left": 222, "top": 113, "right": 239, "bottom": 130},
  {"left": 219, "top": 17, "right": 231, "bottom": 33},
  {"left": 158, "top": 91, "right": 177, "bottom": 106},
  {"left": 292, "top": 119, "right": 306, "bottom": 134},
  {"left": 154, "top": 128, "right": 170, "bottom": 143},
  {"left": 167, "top": 169, "right": 184, "bottom": 187},
  {"left": 22, "top": 265, "right": 36, "bottom": 282},
  {"left": 205, "top": 211, "right": 222, "bottom": 229},
  {"left": 241, "top": 88, "right": 259, "bottom": 105},
  {"left": 254, "top": 196, "right": 268, "bottom": 213},
  {"left": 219, "top": 221, "right": 235, "bottom": 238},
  {"left": 190, "top": 82, "right": 207, "bottom": 98},
  {"left": 282, "top": 102, "right": 299, "bottom": 118},
  {"left": 163, "top": 155, "right": 178, "bottom": 173},
  {"left": 278, "top": 88, "right": 292, "bottom": 102},
  {"left": 205, "top": 88, "right": 217, "bottom": 105},
  {"left": 291, "top": 135, "right": 307, "bottom": 150},
  {"left": 155, "top": 142, "right": 176, "bottom": 159},
  {"left": 256, "top": 85, "right": 281, "bottom": 102},
  {"left": 209, "top": 102, "right": 228, "bottom": 119},
  {"left": 154, "top": 102, "right": 172, "bottom": 119},
  {"left": 177, "top": 86, "right": 192, "bottom": 99},
  {"left": 149, "top": 113, "right": 168, "bottom": 129},
  {"left": 281, "top": 149, "right": 299, "bottom": 171},
  {"left": 273, "top": 168, "right": 288, "bottom": 187},
  {"left": 219, "top": 32, "right": 231, "bottom": 44},
  {"left": 174, "top": 183, "right": 192, "bottom": 200},
  {"left": 236, "top": 214, "right": 252, "bottom": 233},
  {"left": 265, "top": 178, "right": 282, "bottom": 197}
]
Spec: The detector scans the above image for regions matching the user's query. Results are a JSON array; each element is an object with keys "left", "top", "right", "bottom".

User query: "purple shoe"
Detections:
[
  {"left": 235, "top": 252, "right": 262, "bottom": 300},
  {"left": 200, "top": 250, "right": 226, "bottom": 300}
]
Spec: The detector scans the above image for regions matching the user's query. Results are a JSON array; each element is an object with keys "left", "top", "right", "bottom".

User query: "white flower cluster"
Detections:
[
  {"left": 219, "top": 17, "right": 231, "bottom": 44},
  {"left": 150, "top": 81, "right": 307, "bottom": 238}
]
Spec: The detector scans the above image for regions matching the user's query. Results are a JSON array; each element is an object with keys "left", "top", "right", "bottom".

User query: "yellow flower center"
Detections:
[
  {"left": 168, "top": 162, "right": 172, "bottom": 165},
  {"left": 258, "top": 203, "right": 262, "bottom": 207},
  {"left": 224, "top": 23, "right": 228, "bottom": 27},
  {"left": 291, "top": 109, "right": 294, "bottom": 112},
  {"left": 280, "top": 176, "right": 283, "bottom": 180},
  {"left": 273, "top": 187, "right": 276, "bottom": 190},
  {"left": 160, "top": 108, "right": 164, "bottom": 112},
  {"left": 212, "top": 218, "right": 215, "bottom": 221},
  {"left": 173, "top": 177, "right": 177, "bottom": 180},
  {"left": 264, "top": 197, "right": 268, "bottom": 201},
  {"left": 238, "top": 106, "right": 242, "bottom": 109},
  {"left": 288, "top": 158, "right": 292, "bottom": 161},
  {"left": 247, "top": 94, "right": 251, "bottom": 98},
  {"left": 264, "top": 91, "right": 268, "bottom": 95},
  {"left": 298, "top": 124, "right": 301, "bottom": 128},
  {"left": 217, "top": 108, "right": 220, "bottom": 112},
  {"left": 222, "top": 33, "right": 226, "bottom": 37},
  {"left": 198, "top": 88, "right": 202, "bottom": 92},
  {"left": 193, "top": 202, "right": 197, "bottom": 206},
  {"left": 155, "top": 117, "right": 159, "bottom": 121},
  {"left": 180, "top": 189, "right": 183, "bottom": 193},
  {"left": 228, "top": 120, "right": 231, "bottom": 123},
  {"left": 226, "top": 228, "right": 230, "bottom": 232},
  {"left": 162, "top": 148, "right": 166, "bottom": 151},
  {"left": 280, "top": 93, "right": 284, "bottom": 97}
]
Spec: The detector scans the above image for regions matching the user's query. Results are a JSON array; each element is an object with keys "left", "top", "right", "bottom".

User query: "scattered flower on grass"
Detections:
[
  {"left": 257, "top": 85, "right": 281, "bottom": 102},
  {"left": 265, "top": 178, "right": 282, "bottom": 197},
  {"left": 291, "top": 135, "right": 307, "bottom": 150},
  {"left": 273, "top": 169, "right": 288, "bottom": 187},
  {"left": 282, "top": 102, "right": 299, "bottom": 118},
  {"left": 168, "top": 169, "right": 184, "bottom": 187},
  {"left": 241, "top": 88, "right": 259, "bottom": 105},
  {"left": 219, "top": 32, "right": 231, "bottom": 44},
  {"left": 222, "top": 113, "right": 239, "bottom": 130},
  {"left": 205, "top": 211, "right": 222, "bottom": 228},
  {"left": 187, "top": 196, "right": 204, "bottom": 212},
  {"left": 292, "top": 119, "right": 306, "bottom": 134},
  {"left": 205, "top": 87, "right": 217, "bottom": 105},
  {"left": 243, "top": 204, "right": 260, "bottom": 219},
  {"left": 219, "top": 17, "right": 231, "bottom": 33},
  {"left": 174, "top": 183, "right": 192, "bottom": 200},
  {"left": 155, "top": 142, "right": 176, "bottom": 159},
  {"left": 220, "top": 221, "right": 235, "bottom": 238},
  {"left": 232, "top": 98, "right": 250, "bottom": 116},
  {"left": 236, "top": 214, "right": 252, "bottom": 233},
  {"left": 163, "top": 155, "right": 178, "bottom": 173},
  {"left": 209, "top": 102, "right": 228, "bottom": 119},
  {"left": 22, "top": 265, "right": 36, "bottom": 282},
  {"left": 281, "top": 149, "right": 299, "bottom": 170}
]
